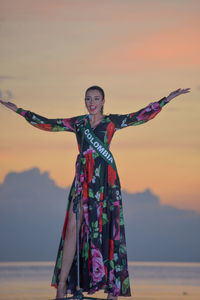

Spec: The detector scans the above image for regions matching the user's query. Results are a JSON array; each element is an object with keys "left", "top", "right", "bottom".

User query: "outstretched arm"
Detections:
[
  {"left": 0, "top": 100, "right": 76, "bottom": 132},
  {"left": 110, "top": 88, "right": 190, "bottom": 130},
  {"left": 16, "top": 108, "right": 76, "bottom": 132}
]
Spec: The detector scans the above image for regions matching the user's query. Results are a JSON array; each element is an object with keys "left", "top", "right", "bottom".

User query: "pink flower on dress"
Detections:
[
  {"left": 91, "top": 243, "right": 105, "bottom": 284},
  {"left": 79, "top": 173, "right": 84, "bottom": 183},
  {"left": 62, "top": 118, "right": 74, "bottom": 131},
  {"left": 111, "top": 278, "right": 121, "bottom": 296},
  {"left": 136, "top": 102, "right": 161, "bottom": 121},
  {"left": 83, "top": 145, "right": 96, "bottom": 155},
  {"left": 112, "top": 284, "right": 120, "bottom": 296},
  {"left": 148, "top": 102, "right": 161, "bottom": 111},
  {"left": 96, "top": 203, "right": 101, "bottom": 218},
  {"left": 83, "top": 202, "right": 89, "bottom": 226}
]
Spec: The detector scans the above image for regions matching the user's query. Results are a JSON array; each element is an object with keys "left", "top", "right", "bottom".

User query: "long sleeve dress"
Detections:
[{"left": 16, "top": 96, "right": 170, "bottom": 297}]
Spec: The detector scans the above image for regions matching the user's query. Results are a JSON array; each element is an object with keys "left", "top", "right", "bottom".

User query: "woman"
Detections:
[{"left": 0, "top": 86, "right": 190, "bottom": 299}]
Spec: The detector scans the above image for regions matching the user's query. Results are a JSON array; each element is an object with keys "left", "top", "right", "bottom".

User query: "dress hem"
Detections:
[{"left": 51, "top": 283, "right": 132, "bottom": 297}]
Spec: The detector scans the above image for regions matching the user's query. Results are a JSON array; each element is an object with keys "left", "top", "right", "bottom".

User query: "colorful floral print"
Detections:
[{"left": 16, "top": 96, "right": 170, "bottom": 297}]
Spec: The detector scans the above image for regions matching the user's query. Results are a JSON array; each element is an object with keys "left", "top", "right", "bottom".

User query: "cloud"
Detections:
[
  {"left": 0, "top": 167, "right": 199, "bottom": 261},
  {"left": 5, "top": 89, "right": 13, "bottom": 99},
  {"left": 0, "top": 89, "right": 14, "bottom": 100},
  {"left": 0, "top": 75, "right": 16, "bottom": 81}
]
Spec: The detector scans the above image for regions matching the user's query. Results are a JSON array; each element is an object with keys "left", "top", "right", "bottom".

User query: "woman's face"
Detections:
[{"left": 85, "top": 89, "right": 105, "bottom": 115}]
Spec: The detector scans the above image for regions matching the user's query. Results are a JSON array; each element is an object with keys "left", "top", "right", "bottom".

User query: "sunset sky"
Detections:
[{"left": 0, "top": 0, "right": 200, "bottom": 212}]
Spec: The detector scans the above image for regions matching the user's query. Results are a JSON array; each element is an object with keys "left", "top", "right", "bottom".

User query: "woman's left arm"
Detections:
[{"left": 110, "top": 88, "right": 191, "bottom": 130}]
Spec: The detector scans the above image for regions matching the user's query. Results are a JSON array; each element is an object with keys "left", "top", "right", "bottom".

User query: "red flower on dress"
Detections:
[
  {"left": 129, "top": 112, "right": 136, "bottom": 118},
  {"left": 82, "top": 181, "right": 88, "bottom": 199},
  {"left": 35, "top": 123, "right": 52, "bottom": 131},
  {"left": 106, "top": 122, "right": 115, "bottom": 144},
  {"left": 108, "top": 164, "right": 117, "bottom": 186},
  {"left": 147, "top": 111, "right": 160, "bottom": 121},
  {"left": 84, "top": 153, "right": 95, "bottom": 183}
]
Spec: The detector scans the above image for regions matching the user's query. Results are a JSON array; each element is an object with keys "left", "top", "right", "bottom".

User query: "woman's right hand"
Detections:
[{"left": 0, "top": 99, "right": 18, "bottom": 112}]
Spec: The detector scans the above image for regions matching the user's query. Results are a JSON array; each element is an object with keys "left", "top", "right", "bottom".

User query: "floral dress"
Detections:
[{"left": 16, "top": 96, "right": 170, "bottom": 297}]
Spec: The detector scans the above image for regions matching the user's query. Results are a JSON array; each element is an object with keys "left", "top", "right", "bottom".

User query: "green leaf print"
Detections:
[
  {"left": 93, "top": 232, "right": 98, "bottom": 238},
  {"left": 89, "top": 188, "right": 94, "bottom": 198},
  {"left": 120, "top": 207, "right": 124, "bottom": 225},
  {"left": 70, "top": 185, "right": 75, "bottom": 196},
  {"left": 92, "top": 152, "right": 99, "bottom": 159},
  {"left": 109, "top": 260, "right": 114, "bottom": 269},
  {"left": 52, "top": 274, "right": 56, "bottom": 284},
  {"left": 111, "top": 184, "right": 117, "bottom": 188},
  {"left": 82, "top": 242, "right": 89, "bottom": 260},
  {"left": 104, "top": 130, "right": 108, "bottom": 144},
  {"left": 119, "top": 244, "right": 127, "bottom": 254},
  {"left": 102, "top": 116, "right": 110, "bottom": 123},
  {"left": 92, "top": 220, "right": 98, "bottom": 228},
  {"left": 57, "top": 250, "right": 63, "bottom": 269},
  {"left": 52, "top": 125, "right": 65, "bottom": 131},
  {"left": 99, "top": 186, "right": 104, "bottom": 193},
  {"left": 132, "top": 120, "right": 145, "bottom": 126},
  {"left": 32, "top": 115, "right": 41, "bottom": 123},
  {"left": 110, "top": 205, "right": 114, "bottom": 211},
  {"left": 122, "top": 277, "right": 130, "bottom": 294},
  {"left": 98, "top": 164, "right": 101, "bottom": 176},
  {"left": 102, "top": 213, "right": 108, "bottom": 225},
  {"left": 81, "top": 157, "right": 86, "bottom": 164},
  {"left": 103, "top": 200, "right": 107, "bottom": 208}
]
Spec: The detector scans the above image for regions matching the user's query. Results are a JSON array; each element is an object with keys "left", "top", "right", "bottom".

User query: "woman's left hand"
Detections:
[{"left": 166, "top": 88, "right": 191, "bottom": 102}]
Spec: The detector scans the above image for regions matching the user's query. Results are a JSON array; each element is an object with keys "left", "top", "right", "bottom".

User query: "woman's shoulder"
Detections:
[
  {"left": 106, "top": 113, "right": 123, "bottom": 121},
  {"left": 63, "top": 114, "right": 87, "bottom": 121}
]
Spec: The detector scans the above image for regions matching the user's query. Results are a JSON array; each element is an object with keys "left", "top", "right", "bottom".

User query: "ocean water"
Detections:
[
  {"left": 128, "top": 261, "right": 200, "bottom": 286},
  {"left": 0, "top": 261, "right": 200, "bottom": 299},
  {"left": 0, "top": 261, "right": 199, "bottom": 285}
]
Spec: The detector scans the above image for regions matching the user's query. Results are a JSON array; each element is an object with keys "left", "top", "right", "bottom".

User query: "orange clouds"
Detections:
[{"left": 97, "top": 22, "right": 200, "bottom": 72}]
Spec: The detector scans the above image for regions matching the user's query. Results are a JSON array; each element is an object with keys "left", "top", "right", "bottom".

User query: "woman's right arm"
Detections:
[{"left": 0, "top": 100, "right": 76, "bottom": 132}]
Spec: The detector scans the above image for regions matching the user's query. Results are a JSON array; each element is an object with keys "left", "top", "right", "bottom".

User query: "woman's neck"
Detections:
[
  {"left": 90, "top": 112, "right": 103, "bottom": 127},
  {"left": 91, "top": 112, "right": 102, "bottom": 121}
]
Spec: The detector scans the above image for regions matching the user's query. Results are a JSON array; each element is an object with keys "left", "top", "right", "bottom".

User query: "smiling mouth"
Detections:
[{"left": 89, "top": 106, "right": 97, "bottom": 111}]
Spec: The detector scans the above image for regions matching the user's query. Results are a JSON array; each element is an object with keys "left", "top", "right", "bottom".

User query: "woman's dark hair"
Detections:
[{"left": 85, "top": 85, "right": 105, "bottom": 114}]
